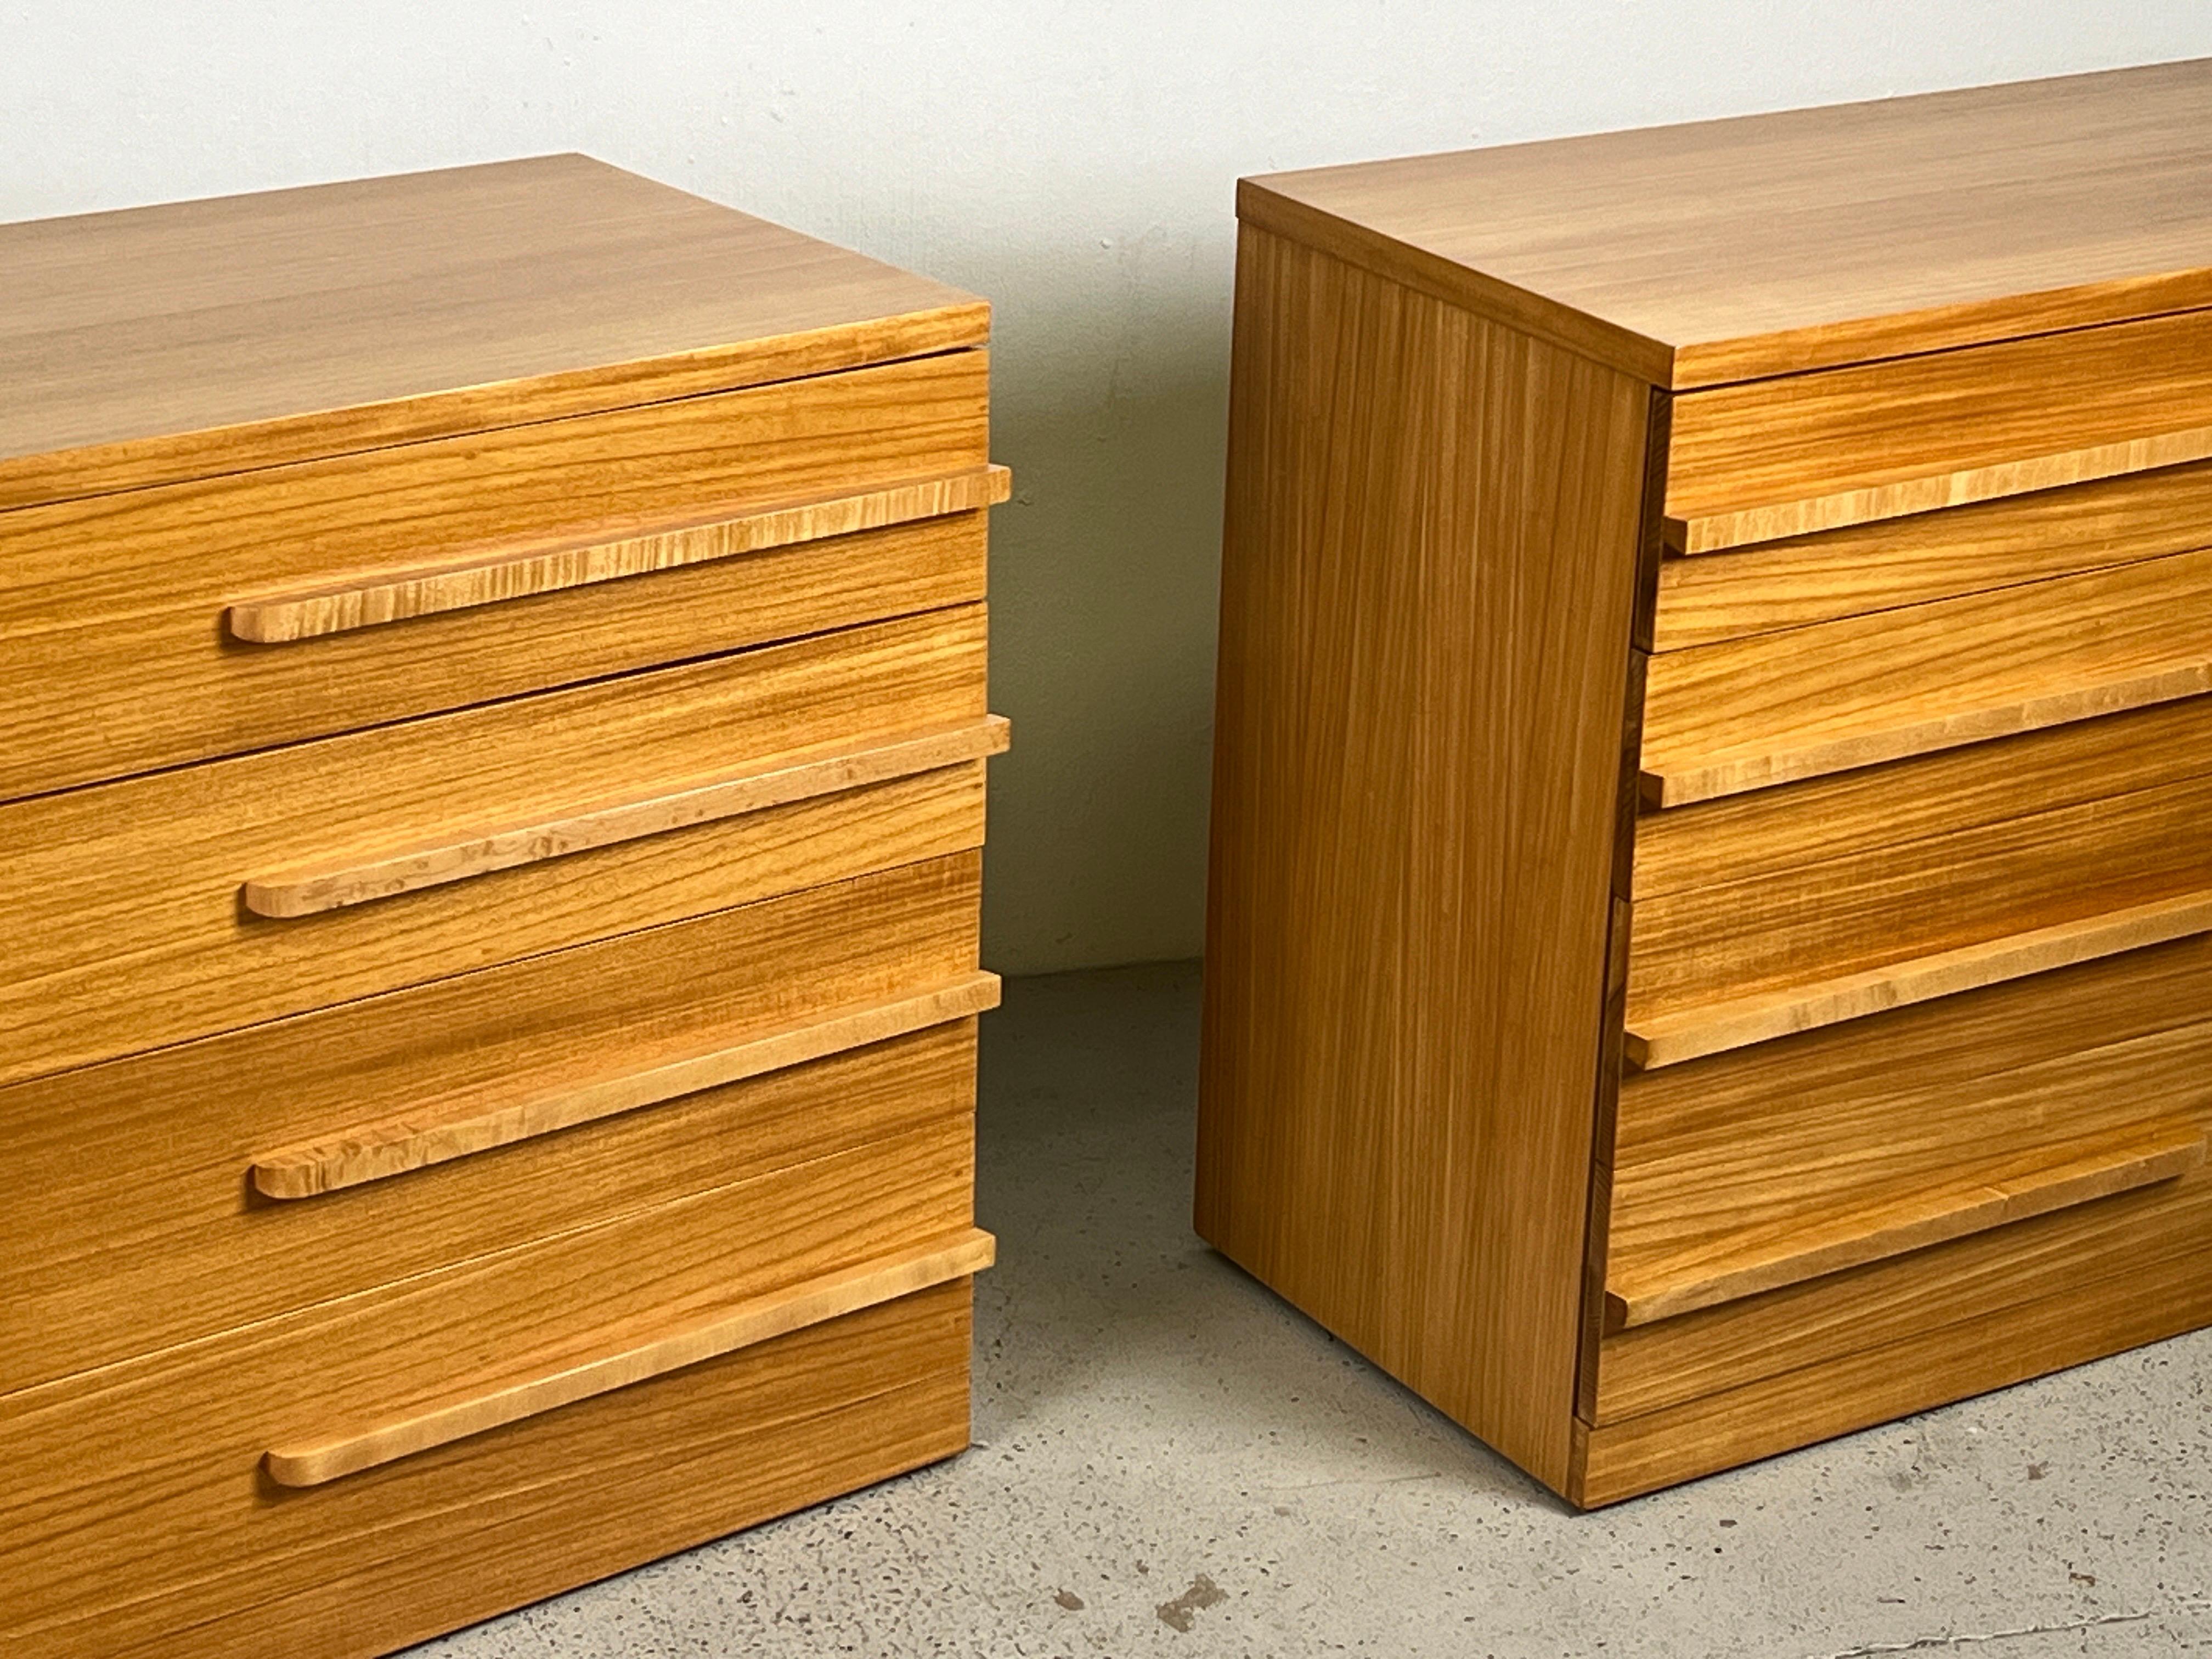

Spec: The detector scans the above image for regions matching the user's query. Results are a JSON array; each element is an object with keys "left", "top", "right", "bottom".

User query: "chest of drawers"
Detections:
[
  {"left": 1196, "top": 60, "right": 2212, "bottom": 1506},
  {"left": 0, "top": 155, "right": 1006, "bottom": 1652}
]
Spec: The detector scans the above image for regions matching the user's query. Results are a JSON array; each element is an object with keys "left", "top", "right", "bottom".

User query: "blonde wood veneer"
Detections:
[
  {"left": 252, "top": 973, "right": 1000, "bottom": 1199},
  {"left": 0, "top": 154, "right": 988, "bottom": 509},
  {"left": 1195, "top": 225, "right": 1650, "bottom": 1494},
  {"left": 0, "top": 857, "right": 981, "bottom": 1393},
  {"left": 1598, "top": 933, "right": 2212, "bottom": 1425},
  {"left": 1664, "top": 307, "right": 2212, "bottom": 552},
  {"left": 1234, "top": 62, "right": 2212, "bottom": 388},
  {"left": 0, "top": 1282, "right": 975, "bottom": 1659},
  {"left": 0, "top": 347, "right": 990, "bottom": 802},
  {"left": 0, "top": 607, "right": 990, "bottom": 1086},
  {"left": 230, "top": 465, "right": 1012, "bottom": 643},
  {"left": 1640, "top": 543, "right": 2212, "bottom": 806},
  {"left": 267, "top": 1229, "right": 995, "bottom": 1487},
  {"left": 244, "top": 715, "right": 1009, "bottom": 917},
  {"left": 1650, "top": 459, "right": 2212, "bottom": 652},
  {"left": 1605, "top": 1118, "right": 2203, "bottom": 1329}
]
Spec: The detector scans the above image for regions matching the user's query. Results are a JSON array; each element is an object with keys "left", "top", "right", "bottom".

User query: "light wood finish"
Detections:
[
  {"left": 1650, "top": 459, "right": 2212, "bottom": 652},
  {"left": 1238, "top": 61, "right": 2212, "bottom": 388},
  {"left": 1641, "top": 544, "right": 2212, "bottom": 806},
  {"left": 0, "top": 347, "right": 989, "bottom": 802},
  {"left": 1574, "top": 1170, "right": 2212, "bottom": 1505},
  {"left": 1665, "top": 307, "right": 2212, "bottom": 553},
  {"left": 1635, "top": 694, "right": 2212, "bottom": 901},
  {"left": 1627, "top": 890, "right": 2212, "bottom": 1069},
  {"left": 1211, "top": 66, "right": 2212, "bottom": 1505},
  {"left": 1599, "top": 932, "right": 2212, "bottom": 1424},
  {"left": 255, "top": 974, "right": 999, "bottom": 1200},
  {"left": 1628, "top": 747, "right": 2212, "bottom": 1063},
  {"left": 268, "top": 1229, "right": 995, "bottom": 1487},
  {"left": 0, "top": 854, "right": 981, "bottom": 1393},
  {"left": 0, "top": 1111, "right": 978, "bottom": 1644},
  {"left": 0, "top": 1281, "right": 975, "bottom": 1659},
  {"left": 244, "top": 715, "right": 1009, "bottom": 918},
  {"left": 1606, "top": 1118, "right": 2202, "bottom": 1330},
  {"left": 0, "top": 608, "right": 986, "bottom": 1086},
  {"left": 229, "top": 465, "right": 1012, "bottom": 644},
  {"left": 0, "top": 154, "right": 988, "bottom": 509},
  {"left": 9, "top": 161, "right": 1006, "bottom": 1652},
  {"left": 1195, "top": 225, "right": 1651, "bottom": 1494}
]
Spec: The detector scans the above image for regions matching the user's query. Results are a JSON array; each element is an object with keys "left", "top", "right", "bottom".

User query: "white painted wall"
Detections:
[{"left": 5, "top": 4, "right": 2206, "bottom": 971}]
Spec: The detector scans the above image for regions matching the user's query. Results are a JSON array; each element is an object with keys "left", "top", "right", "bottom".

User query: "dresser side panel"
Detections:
[{"left": 1195, "top": 223, "right": 1649, "bottom": 1491}]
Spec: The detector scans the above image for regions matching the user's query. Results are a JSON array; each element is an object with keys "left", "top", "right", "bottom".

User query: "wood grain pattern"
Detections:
[
  {"left": 1596, "top": 932, "right": 2212, "bottom": 1423},
  {"left": 1194, "top": 225, "right": 1650, "bottom": 1493},
  {"left": 1627, "top": 751, "right": 2212, "bottom": 1049},
  {"left": 1573, "top": 1170, "right": 2212, "bottom": 1505},
  {"left": 0, "top": 607, "right": 990, "bottom": 1086},
  {"left": 0, "top": 154, "right": 989, "bottom": 510},
  {"left": 229, "top": 465, "right": 1011, "bottom": 643},
  {"left": 1606, "top": 1118, "right": 2202, "bottom": 1329},
  {"left": 1640, "top": 543, "right": 2212, "bottom": 806},
  {"left": 1238, "top": 61, "right": 2212, "bottom": 388},
  {"left": 1665, "top": 307, "right": 2212, "bottom": 551},
  {"left": 0, "top": 347, "right": 989, "bottom": 802},
  {"left": 0, "top": 856, "right": 981, "bottom": 1393},
  {"left": 253, "top": 974, "right": 999, "bottom": 1199},
  {"left": 244, "top": 715, "right": 1009, "bottom": 917},
  {"left": 1626, "top": 889, "right": 2212, "bottom": 1069},
  {"left": 267, "top": 1229, "right": 994, "bottom": 1487},
  {"left": 1634, "top": 694, "right": 2212, "bottom": 900},
  {"left": 1651, "top": 459, "right": 2212, "bottom": 651},
  {"left": 0, "top": 1280, "right": 974, "bottom": 1659}
]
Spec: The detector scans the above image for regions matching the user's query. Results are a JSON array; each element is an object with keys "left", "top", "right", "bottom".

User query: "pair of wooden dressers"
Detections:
[
  {"left": 0, "top": 156, "right": 1007, "bottom": 1653},
  {"left": 1198, "top": 60, "right": 2212, "bottom": 1506}
]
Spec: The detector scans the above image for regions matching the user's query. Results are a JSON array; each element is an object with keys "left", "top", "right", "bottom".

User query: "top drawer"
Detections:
[
  {"left": 1663, "top": 308, "right": 2212, "bottom": 554},
  {"left": 0, "top": 349, "right": 993, "bottom": 802}
]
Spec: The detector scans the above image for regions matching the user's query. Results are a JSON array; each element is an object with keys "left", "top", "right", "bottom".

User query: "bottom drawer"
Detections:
[
  {"left": 1577, "top": 933, "right": 2212, "bottom": 1504},
  {"left": 0, "top": 1114, "right": 988, "bottom": 1655}
]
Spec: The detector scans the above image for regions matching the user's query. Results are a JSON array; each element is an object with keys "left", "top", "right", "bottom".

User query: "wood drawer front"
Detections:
[
  {"left": 1641, "top": 541, "right": 2212, "bottom": 808},
  {"left": 0, "top": 348, "right": 992, "bottom": 802},
  {"left": 1651, "top": 458, "right": 2212, "bottom": 652},
  {"left": 1626, "top": 700, "right": 2212, "bottom": 1066},
  {"left": 0, "top": 1277, "right": 975, "bottom": 1659},
  {"left": 0, "top": 1100, "right": 983, "bottom": 1651},
  {"left": 0, "top": 606, "right": 993, "bottom": 1086},
  {"left": 0, "top": 854, "right": 985, "bottom": 1393},
  {"left": 1663, "top": 307, "right": 2212, "bottom": 554},
  {"left": 1596, "top": 932, "right": 2212, "bottom": 1428}
]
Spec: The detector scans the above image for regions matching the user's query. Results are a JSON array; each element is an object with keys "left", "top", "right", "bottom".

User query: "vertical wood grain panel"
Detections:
[{"left": 1195, "top": 224, "right": 1649, "bottom": 1492}]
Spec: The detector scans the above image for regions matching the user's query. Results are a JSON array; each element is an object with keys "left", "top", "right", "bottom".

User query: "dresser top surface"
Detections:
[
  {"left": 1242, "top": 58, "right": 2212, "bottom": 389},
  {"left": 0, "top": 154, "right": 986, "bottom": 509}
]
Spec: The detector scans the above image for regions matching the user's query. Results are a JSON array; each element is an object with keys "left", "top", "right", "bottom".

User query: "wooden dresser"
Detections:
[
  {"left": 1196, "top": 60, "right": 2212, "bottom": 1507},
  {"left": 0, "top": 156, "right": 1007, "bottom": 1652}
]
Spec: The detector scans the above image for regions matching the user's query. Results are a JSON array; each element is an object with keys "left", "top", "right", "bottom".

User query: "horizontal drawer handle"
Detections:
[
  {"left": 1605, "top": 1117, "right": 2205, "bottom": 1331},
  {"left": 227, "top": 465, "right": 1012, "bottom": 643},
  {"left": 242, "top": 714, "right": 1009, "bottom": 918},
  {"left": 250, "top": 971, "right": 1001, "bottom": 1199},
  {"left": 1625, "top": 889, "right": 2212, "bottom": 1070},
  {"left": 263, "top": 1228, "right": 996, "bottom": 1488}
]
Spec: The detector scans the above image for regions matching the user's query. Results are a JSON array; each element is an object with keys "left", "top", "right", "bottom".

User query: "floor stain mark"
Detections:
[{"left": 1156, "top": 1574, "right": 1228, "bottom": 1633}]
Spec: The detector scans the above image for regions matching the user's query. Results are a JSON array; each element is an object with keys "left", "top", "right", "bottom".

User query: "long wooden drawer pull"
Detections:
[
  {"left": 1625, "top": 888, "right": 2212, "bottom": 1070},
  {"left": 242, "top": 715, "right": 1010, "bottom": 918},
  {"left": 227, "top": 466, "right": 1013, "bottom": 642},
  {"left": 250, "top": 972, "right": 1002, "bottom": 1199},
  {"left": 263, "top": 1228, "right": 997, "bottom": 1488},
  {"left": 1605, "top": 1118, "right": 2205, "bottom": 1331}
]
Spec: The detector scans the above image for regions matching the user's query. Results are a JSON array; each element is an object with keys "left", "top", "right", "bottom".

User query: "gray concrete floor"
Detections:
[{"left": 414, "top": 962, "right": 2212, "bottom": 1657}]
